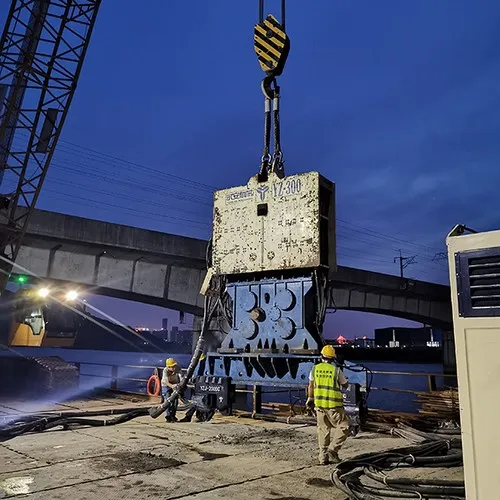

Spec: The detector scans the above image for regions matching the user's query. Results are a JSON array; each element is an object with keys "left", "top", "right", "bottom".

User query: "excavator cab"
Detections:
[
  {"left": 9, "top": 289, "right": 46, "bottom": 347},
  {"left": 8, "top": 289, "right": 80, "bottom": 348}
]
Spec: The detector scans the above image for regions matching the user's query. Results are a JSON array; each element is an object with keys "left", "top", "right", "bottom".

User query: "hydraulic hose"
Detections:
[
  {"left": 1, "top": 264, "right": 221, "bottom": 438},
  {"left": 149, "top": 294, "right": 218, "bottom": 419},
  {"left": 331, "top": 441, "right": 465, "bottom": 500},
  {"left": 0, "top": 408, "right": 149, "bottom": 441}
]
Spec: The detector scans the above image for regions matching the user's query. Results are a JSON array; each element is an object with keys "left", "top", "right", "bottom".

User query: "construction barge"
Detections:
[
  {"left": 0, "top": 389, "right": 463, "bottom": 500},
  {"left": 0, "top": 357, "right": 464, "bottom": 500}
]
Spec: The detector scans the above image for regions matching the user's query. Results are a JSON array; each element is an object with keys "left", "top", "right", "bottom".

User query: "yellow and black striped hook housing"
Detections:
[{"left": 254, "top": 13, "right": 290, "bottom": 78}]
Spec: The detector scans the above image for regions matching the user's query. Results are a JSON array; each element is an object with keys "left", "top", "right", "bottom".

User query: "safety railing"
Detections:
[
  {"left": 368, "top": 370, "right": 457, "bottom": 394},
  {"left": 72, "top": 361, "right": 457, "bottom": 415}
]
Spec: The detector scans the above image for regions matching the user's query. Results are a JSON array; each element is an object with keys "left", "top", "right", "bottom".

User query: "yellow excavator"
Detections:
[{"left": 7, "top": 286, "right": 81, "bottom": 348}]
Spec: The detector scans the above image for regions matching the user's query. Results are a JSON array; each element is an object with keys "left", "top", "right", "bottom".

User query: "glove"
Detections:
[{"left": 306, "top": 397, "right": 314, "bottom": 409}]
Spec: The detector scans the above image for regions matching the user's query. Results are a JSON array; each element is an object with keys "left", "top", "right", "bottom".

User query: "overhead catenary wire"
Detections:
[
  {"left": 6, "top": 135, "right": 450, "bottom": 281},
  {"left": 9, "top": 137, "right": 448, "bottom": 253}
]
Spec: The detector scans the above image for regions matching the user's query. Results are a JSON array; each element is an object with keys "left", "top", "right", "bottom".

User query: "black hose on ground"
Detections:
[
  {"left": 0, "top": 408, "right": 150, "bottom": 440},
  {"left": 331, "top": 441, "right": 465, "bottom": 499},
  {"left": 0, "top": 394, "right": 212, "bottom": 441}
]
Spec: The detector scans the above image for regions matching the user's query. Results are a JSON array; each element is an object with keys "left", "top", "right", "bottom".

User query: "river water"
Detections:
[{"left": 5, "top": 347, "right": 447, "bottom": 414}]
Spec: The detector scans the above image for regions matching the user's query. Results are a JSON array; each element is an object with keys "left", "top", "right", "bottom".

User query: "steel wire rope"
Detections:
[{"left": 6, "top": 150, "right": 448, "bottom": 268}]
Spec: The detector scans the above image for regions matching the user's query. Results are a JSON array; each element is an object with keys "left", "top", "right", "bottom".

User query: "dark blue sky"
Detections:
[{"left": 2, "top": 1, "right": 500, "bottom": 337}]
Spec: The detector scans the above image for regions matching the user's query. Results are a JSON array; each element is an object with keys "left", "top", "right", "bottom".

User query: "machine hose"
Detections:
[
  {"left": 331, "top": 440, "right": 465, "bottom": 499},
  {"left": 0, "top": 408, "right": 149, "bottom": 440},
  {"left": 149, "top": 293, "right": 218, "bottom": 419},
  {"left": 1, "top": 278, "right": 220, "bottom": 438}
]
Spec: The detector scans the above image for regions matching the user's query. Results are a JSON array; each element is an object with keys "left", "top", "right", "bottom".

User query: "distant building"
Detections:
[
  {"left": 176, "top": 329, "right": 193, "bottom": 345},
  {"left": 374, "top": 327, "right": 442, "bottom": 348},
  {"left": 168, "top": 326, "right": 192, "bottom": 345},
  {"left": 169, "top": 326, "right": 178, "bottom": 343},
  {"left": 149, "top": 329, "right": 167, "bottom": 340},
  {"left": 354, "top": 336, "right": 375, "bottom": 348},
  {"left": 162, "top": 318, "right": 169, "bottom": 331}
]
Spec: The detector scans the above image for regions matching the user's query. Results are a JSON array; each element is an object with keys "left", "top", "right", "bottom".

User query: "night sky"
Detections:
[{"left": 1, "top": 1, "right": 499, "bottom": 338}]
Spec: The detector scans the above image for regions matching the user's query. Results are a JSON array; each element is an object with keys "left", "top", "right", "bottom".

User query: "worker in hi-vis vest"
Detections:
[{"left": 306, "top": 345, "right": 350, "bottom": 465}]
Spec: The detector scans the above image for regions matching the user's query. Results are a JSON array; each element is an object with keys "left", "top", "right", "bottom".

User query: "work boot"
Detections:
[
  {"left": 178, "top": 416, "right": 191, "bottom": 423},
  {"left": 318, "top": 452, "right": 329, "bottom": 466},
  {"left": 327, "top": 451, "right": 340, "bottom": 464}
]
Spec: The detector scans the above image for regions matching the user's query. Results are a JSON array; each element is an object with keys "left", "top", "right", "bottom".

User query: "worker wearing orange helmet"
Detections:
[
  {"left": 306, "top": 345, "right": 350, "bottom": 465},
  {"left": 161, "top": 357, "right": 184, "bottom": 423}
]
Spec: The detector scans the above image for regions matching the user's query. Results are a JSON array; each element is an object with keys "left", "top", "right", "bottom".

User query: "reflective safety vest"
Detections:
[{"left": 313, "top": 362, "right": 343, "bottom": 409}]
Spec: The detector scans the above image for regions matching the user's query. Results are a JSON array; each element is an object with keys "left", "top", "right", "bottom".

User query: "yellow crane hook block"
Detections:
[{"left": 254, "top": 14, "right": 290, "bottom": 77}]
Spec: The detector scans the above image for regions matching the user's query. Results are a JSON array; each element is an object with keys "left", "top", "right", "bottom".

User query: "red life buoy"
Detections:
[{"left": 147, "top": 375, "right": 161, "bottom": 396}]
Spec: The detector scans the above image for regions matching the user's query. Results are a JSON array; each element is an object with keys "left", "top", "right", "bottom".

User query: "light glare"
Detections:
[{"left": 66, "top": 290, "right": 78, "bottom": 301}]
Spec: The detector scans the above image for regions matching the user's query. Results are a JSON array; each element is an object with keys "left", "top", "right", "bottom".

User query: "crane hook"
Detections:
[{"left": 261, "top": 75, "right": 277, "bottom": 100}]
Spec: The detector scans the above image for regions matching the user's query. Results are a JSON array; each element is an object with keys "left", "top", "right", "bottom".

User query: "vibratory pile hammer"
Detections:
[{"left": 192, "top": 3, "right": 368, "bottom": 431}]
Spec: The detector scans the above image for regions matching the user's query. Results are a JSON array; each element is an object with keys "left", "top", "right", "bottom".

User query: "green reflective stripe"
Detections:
[{"left": 313, "top": 363, "right": 343, "bottom": 409}]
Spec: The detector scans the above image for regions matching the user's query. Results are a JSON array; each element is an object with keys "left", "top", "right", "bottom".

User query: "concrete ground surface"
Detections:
[{"left": 0, "top": 413, "right": 463, "bottom": 499}]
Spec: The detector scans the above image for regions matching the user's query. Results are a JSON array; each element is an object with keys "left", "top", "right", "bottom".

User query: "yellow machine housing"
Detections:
[
  {"left": 447, "top": 225, "right": 500, "bottom": 499},
  {"left": 212, "top": 171, "right": 336, "bottom": 277},
  {"left": 8, "top": 289, "right": 78, "bottom": 348}
]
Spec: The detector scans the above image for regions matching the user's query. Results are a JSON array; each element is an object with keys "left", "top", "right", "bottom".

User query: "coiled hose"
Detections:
[{"left": 331, "top": 440, "right": 464, "bottom": 499}]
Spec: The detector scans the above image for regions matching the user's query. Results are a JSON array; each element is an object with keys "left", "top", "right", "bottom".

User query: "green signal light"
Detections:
[{"left": 16, "top": 275, "right": 27, "bottom": 284}]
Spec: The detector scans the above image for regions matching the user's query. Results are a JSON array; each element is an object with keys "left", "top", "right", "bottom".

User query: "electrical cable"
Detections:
[
  {"left": 331, "top": 441, "right": 464, "bottom": 499},
  {"left": 7, "top": 134, "right": 450, "bottom": 271}
]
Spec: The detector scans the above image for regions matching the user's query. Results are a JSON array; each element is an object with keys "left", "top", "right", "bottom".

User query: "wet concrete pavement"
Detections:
[{"left": 0, "top": 414, "right": 463, "bottom": 499}]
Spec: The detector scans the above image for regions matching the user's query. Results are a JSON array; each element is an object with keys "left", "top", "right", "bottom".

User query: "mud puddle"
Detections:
[{"left": 95, "top": 451, "right": 184, "bottom": 474}]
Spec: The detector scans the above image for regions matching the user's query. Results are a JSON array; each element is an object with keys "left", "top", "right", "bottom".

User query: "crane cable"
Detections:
[{"left": 256, "top": 0, "right": 289, "bottom": 180}]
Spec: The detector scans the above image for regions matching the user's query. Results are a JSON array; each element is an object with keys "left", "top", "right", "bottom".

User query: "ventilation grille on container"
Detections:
[{"left": 456, "top": 247, "right": 500, "bottom": 317}]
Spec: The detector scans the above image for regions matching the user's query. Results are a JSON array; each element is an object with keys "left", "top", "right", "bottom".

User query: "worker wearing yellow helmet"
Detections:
[
  {"left": 306, "top": 345, "right": 350, "bottom": 465},
  {"left": 161, "top": 358, "right": 184, "bottom": 423}
]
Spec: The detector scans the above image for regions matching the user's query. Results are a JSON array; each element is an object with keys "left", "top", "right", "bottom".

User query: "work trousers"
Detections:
[
  {"left": 316, "top": 406, "right": 350, "bottom": 462},
  {"left": 162, "top": 388, "right": 179, "bottom": 420}
]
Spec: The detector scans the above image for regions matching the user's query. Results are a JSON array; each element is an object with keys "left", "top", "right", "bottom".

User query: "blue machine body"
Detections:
[
  {"left": 204, "top": 274, "right": 369, "bottom": 392},
  {"left": 198, "top": 272, "right": 369, "bottom": 422},
  {"left": 204, "top": 352, "right": 368, "bottom": 391},
  {"left": 219, "top": 276, "right": 322, "bottom": 354}
]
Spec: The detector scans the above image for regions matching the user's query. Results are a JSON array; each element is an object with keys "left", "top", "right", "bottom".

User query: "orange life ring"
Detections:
[{"left": 147, "top": 375, "right": 161, "bottom": 396}]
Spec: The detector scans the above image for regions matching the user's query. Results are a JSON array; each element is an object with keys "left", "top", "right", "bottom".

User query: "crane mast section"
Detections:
[
  {"left": 212, "top": 171, "right": 336, "bottom": 278},
  {"left": 0, "top": 0, "right": 101, "bottom": 284}
]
